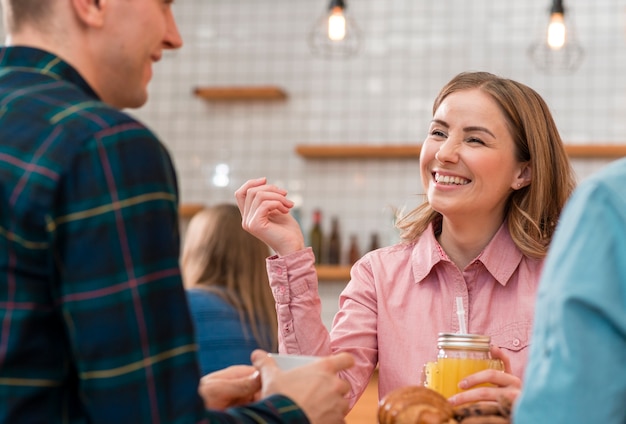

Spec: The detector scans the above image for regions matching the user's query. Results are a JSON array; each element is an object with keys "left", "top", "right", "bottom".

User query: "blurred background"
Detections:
[
  {"left": 132, "top": 0, "right": 624, "bottom": 250},
  {"left": 4, "top": 0, "right": 625, "bottom": 325}
]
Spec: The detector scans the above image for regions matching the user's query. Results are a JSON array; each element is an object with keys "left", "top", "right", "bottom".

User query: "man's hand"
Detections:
[
  {"left": 197, "top": 365, "right": 262, "bottom": 410},
  {"left": 253, "top": 350, "right": 354, "bottom": 424}
]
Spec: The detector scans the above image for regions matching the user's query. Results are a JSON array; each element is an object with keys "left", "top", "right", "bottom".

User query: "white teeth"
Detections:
[{"left": 434, "top": 172, "right": 470, "bottom": 185}]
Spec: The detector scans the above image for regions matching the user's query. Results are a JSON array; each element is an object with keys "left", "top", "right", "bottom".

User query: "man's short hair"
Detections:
[{"left": 1, "top": 0, "right": 52, "bottom": 33}]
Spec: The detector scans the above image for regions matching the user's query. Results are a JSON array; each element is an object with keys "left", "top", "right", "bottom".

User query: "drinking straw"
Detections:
[{"left": 456, "top": 297, "right": 467, "bottom": 334}]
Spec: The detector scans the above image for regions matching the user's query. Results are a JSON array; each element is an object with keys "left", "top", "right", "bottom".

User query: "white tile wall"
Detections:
[
  {"left": 141, "top": 0, "right": 624, "bottom": 329},
  {"left": 4, "top": 1, "right": 625, "bottom": 328},
  {"left": 131, "top": 0, "right": 625, "bottom": 246}
]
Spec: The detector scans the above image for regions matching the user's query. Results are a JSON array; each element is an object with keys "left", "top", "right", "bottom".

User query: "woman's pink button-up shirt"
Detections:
[{"left": 267, "top": 222, "right": 542, "bottom": 407}]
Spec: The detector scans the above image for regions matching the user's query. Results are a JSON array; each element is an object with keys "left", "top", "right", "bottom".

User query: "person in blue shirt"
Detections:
[
  {"left": 182, "top": 204, "right": 278, "bottom": 374},
  {"left": 514, "top": 157, "right": 626, "bottom": 423}
]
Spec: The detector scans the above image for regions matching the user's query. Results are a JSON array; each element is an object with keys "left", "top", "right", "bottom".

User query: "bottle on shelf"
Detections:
[
  {"left": 309, "top": 209, "right": 323, "bottom": 265},
  {"left": 369, "top": 232, "right": 380, "bottom": 252},
  {"left": 327, "top": 217, "right": 341, "bottom": 265},
  {"left": 348, "top": 234, "right": 360, "bottom": 265}
]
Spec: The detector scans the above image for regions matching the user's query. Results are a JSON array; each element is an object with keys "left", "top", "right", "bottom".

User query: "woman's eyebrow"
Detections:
[
  {"left": 463, "top": 126, "right": 496, "bottom": 138},
  {"left": 431, "top": 119, "right": 496, "bottom": 138},
  {"left": 430, "top": 119, "right": 449, "bottom": 128}
]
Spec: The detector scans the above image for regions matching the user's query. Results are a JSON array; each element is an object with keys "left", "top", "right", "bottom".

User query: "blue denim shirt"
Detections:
[{"left": 515, "top": 157, "right": 626, "bottom": 423}]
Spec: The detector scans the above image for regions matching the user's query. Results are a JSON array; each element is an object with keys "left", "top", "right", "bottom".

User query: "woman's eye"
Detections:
[
  {"left": 430, "top": 130, "right": 446, "bottom": 138},
  {"left": 467, "top": 137, "right": 485, "bottom": 145}
]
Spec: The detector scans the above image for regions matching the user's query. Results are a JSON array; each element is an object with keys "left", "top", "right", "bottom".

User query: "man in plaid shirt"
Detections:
[{"left": 0, "top": 0, "right": 353, "bottom": 423}]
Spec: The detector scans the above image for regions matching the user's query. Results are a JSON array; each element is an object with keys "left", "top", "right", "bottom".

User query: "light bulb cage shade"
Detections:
[
  {"left": 528, "top": 0, "right": 584, "bottom": 74},
  {"left": 308, "top": 7, "right": 361, "bottom": 58},
  {"left": 528, "top": 41, "right": 584, "bottom": 74}
]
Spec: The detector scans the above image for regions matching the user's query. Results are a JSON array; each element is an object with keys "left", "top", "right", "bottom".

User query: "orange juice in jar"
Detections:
[{"left": 423, "top": 333, "right": 504, "bottom": 399}]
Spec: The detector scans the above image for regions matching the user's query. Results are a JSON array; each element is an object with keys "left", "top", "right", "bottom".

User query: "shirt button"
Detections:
[
  {"left": 275, "top": 267, "right": 283, "bottom": 276},
  {"left": 512, "top": 338, "right": 521, "bottom": 347}
]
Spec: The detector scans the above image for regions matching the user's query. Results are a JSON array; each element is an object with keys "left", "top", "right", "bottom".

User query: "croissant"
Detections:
[
  {"left": 377, "top": 386, "right": 512, "bottom": 424},
  {"left": 378, "top": 386, "right": 456, "bottom": 424}
]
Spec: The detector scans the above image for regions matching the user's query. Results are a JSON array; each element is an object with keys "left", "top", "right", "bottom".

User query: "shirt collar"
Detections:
[
  {"left": 411, "top": 220, "right": 446, "bottom": 283},
  {"left": 411, "top": 219, "right": 524, "bottom": 286},
  {"left": 0, "top": 46, "right": 100, "bottom": 101},
  {"left": 475, "top": 220, "right": 524, "bottom": 286}
]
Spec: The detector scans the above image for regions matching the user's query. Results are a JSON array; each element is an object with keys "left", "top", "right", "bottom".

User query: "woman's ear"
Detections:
[
  {"left": 513, "top": 162, "right": 532, "bottom": 190},
  {"left": 70, "top": 0, "right": 106, "bottom": 27}
]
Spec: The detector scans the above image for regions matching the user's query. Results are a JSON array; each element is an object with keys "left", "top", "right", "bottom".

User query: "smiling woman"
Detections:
[
  {"left": 401, "top": 71, "right": 574, "bottom": 262},
  {"left": 234, "top": 70, "right": 576, "bottom": 414},
  {"left": 421, "top": 87, "right": 533, "bottom": 266}
]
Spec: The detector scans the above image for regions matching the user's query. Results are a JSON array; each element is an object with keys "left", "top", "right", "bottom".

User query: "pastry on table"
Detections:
[
  {"left": 378, "top": 386, "right": 456, "bottom": 424},
  {"left": 377, "top": 386, "right": 512, "bottom": 424}
]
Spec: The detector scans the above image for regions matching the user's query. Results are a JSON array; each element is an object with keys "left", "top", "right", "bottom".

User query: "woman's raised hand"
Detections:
[{"left": 235, "top": 177, "right": 306, "bottom": 256}]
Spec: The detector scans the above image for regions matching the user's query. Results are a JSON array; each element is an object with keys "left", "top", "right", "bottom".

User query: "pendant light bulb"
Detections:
[
  {"left": 328, "top": 7, "right": 347, "bottom": 41},
  {"left": 528, "top": 0, "right": 584, "bottom": 74},
  {"left": 309, "top": 0, "right": 361, "bottom": 58},
  {"left": 547, "top": 13, "right": 566, "bottom": 49}
]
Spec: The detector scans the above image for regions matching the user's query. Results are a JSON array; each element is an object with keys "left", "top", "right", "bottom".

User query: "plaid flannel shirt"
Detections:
[{"left": 0, "top": 46, "right": 307, "bottom": 424}]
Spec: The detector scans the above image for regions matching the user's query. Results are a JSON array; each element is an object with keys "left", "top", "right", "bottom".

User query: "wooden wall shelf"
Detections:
[
  {"left": 295, "top": 143, "right": 626, "bottom": 159},
  {"left": 194, "top": 86, "right": 287, "bottom": 101},
  {"left": 296, "top": 144, "right": 418, "bottom": 159},
  {"left": 564, "top": 144, "right": 626, "bottom": 158},
  {"left": 181, "top": 143, "right": 625, "bottom": 278},
  {"left": 179, "top": 203, "right": 205, "bottom": 219},
  {"left": 316, "top": 265, "right": 352, "bottom": 281}
]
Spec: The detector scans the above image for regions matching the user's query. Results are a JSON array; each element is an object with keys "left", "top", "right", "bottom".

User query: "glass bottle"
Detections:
[
  {"left": 368, "top": 232, "right": 380, "bottom": 252},
  {"left": 423, "top": 333, "right": 504, "bottom": 398},
  {"left": 309, "top": 209, "right": 323, "bottom": 265},
  {"left": 348, "top": 235, "right": 360, "bottom": 265},
  {"left": 327, "top": 217, "right": 341, "bottom": 265}
]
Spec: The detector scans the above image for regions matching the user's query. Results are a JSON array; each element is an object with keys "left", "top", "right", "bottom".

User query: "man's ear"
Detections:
[
  {"left": 70, "top": 0, "right": 106, "bottom": 27},
  {"left": 513, "top": 162, "right": 532, "bottom": 190}
]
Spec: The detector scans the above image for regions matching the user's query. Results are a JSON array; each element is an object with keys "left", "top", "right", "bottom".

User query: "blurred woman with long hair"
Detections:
[{"left": 182, "top": 203, "right": 278, "bottom": 374}]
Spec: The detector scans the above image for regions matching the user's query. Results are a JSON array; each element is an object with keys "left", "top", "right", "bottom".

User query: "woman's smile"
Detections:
[{"left": 433, "top": 172, "right": 471, "bottom": 186}]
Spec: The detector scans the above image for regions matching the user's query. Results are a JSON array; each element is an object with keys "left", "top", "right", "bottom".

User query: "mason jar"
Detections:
[{"left": 423, "top": 333, "right": 504, "bottom": 398}]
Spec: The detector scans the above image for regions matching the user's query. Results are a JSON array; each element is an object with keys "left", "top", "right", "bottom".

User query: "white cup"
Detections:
[{"left": 267, "top": 353, "right": 320, "bottom": 370}]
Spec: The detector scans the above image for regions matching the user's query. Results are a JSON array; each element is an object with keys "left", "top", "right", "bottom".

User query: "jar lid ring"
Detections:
[{"left": 437, "top": 332, "right": 491, "bottom": 350}]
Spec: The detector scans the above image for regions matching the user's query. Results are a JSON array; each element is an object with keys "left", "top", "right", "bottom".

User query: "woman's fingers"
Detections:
[
  {"left": 459, "top": 369, "right": 520, "bottom": 389},
  {"left": 234, "top": 177, "right": 266, "bottom": 212},
  {"left": 448, "top": 369, "right": 521, "bottom": 406},
  {"left": 234, "top": 179, "right": 304, "bottom": 255},
  {"left": 449, "top": 385, "right": 520, "bottom": 407},
  {"left": 489, "top": 345, "right": 512, "bottom": 374},
  {"left": 235, "top": 178, "right": 293, "bottom": 227}
]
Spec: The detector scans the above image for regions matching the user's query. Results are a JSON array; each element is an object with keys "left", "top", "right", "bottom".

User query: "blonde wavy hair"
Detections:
[
  {"left": 181, "top": 203, "right": 278, "bottom": 351},
  {"left": 396, "top": 71, "right": 576, "bottom": 259}
]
